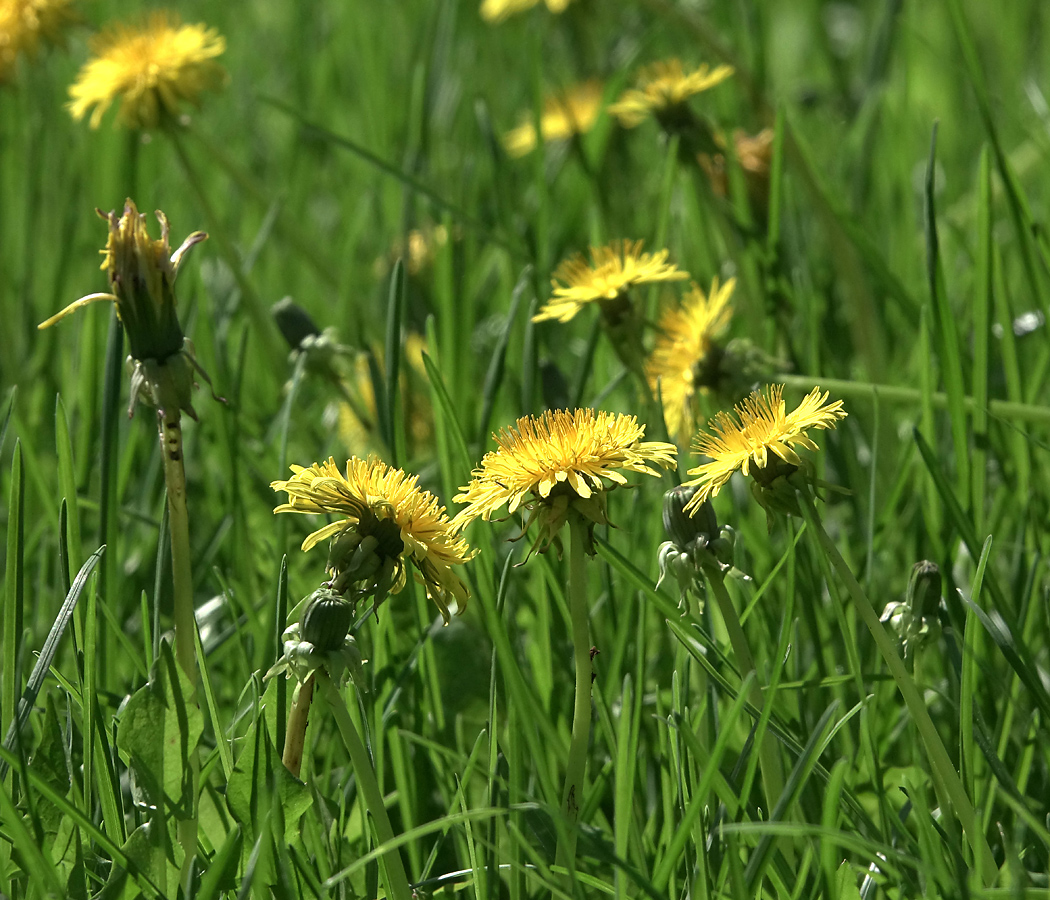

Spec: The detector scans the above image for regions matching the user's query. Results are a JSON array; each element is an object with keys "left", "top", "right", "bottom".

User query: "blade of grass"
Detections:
[
  {"left": 922, "top": 123, "right": 969, "bottom": 503},
  {"left": 0, "top": 546, "right": 103, "bottom": 781},
  {"left": 384, "top": 258, "right": 406, "bottom": 467},
  {"left": 2, "top": 440, "right": 24, "bottom": 743}
]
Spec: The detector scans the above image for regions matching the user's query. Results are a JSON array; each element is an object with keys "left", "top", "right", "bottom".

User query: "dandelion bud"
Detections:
[
  {"left": 663, "top": 484, "right": 717, "bottom": 550},
  {"left": 880, "top": 560, "right": 943, "bottom": 660},
  {"left": 272, "top": 297, "right": 321, "bottom": 350},
  {"left": 907, "top": 561, "right": 942, "bottom": 620},
  {"left": 301, "top": 589, "right": 354, "bottom": 652}
]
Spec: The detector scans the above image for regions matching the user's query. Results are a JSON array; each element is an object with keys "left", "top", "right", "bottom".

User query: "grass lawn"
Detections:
[{"left": 1, "top": 0, "right": 1049, "bottom": 897}]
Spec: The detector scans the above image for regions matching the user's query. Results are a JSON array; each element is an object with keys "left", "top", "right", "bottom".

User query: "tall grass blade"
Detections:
[{"left": 0, "top": 546, "right": 103, "bottom": 782}]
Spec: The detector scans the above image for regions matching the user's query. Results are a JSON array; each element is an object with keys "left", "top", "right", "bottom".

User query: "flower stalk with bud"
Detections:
[
  {"left": 270, "top": 456, "right": 473, "bottom": 900},
  {"left": 38, "top": 199, "right": 214, "bottom": 890}
]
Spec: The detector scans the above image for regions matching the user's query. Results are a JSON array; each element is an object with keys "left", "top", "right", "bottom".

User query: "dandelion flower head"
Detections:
[
  {"left": 272, "top": 457, "right": 474, "bottom": 622},
  {"left": 683, "top": 384, "right": 846, "bottom": 512},
  {"left": 503, "top": 80, "right": 603, "bottom": 158},
  {"left": 480, "top": 0, "right": 570, "bottom": 24},
  {"left": 609, "top": 59, "right": 734, "bottom": 129},
  {"left": 0, "top": 0, "right": 76, "bottom": 82},
  {"left": 454, "top": 409, "right": 676, "bottom": 551},
  {"left": 68, "top": 11, "right": 226, "bottom": 129},
  {"left": 647, "top": 276, "right": 735, "bottom": 441},
  {"left": 533, "top": 240, "right": 688, "bottom": 324}
]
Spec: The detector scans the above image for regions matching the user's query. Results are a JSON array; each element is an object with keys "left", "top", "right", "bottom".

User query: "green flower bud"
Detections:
[
  {"left": 907, "top": 561, "right": 942, "bottom": 620},
  {"left": 300, "top": 588, "right": 354, "bottom": 652},
  {"left": 663, "top": 484, "right": 718, "bottom": 550}
]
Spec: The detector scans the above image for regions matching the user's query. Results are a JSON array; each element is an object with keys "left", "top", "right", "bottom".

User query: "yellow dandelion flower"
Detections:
[
  {"left": 272, "top": 457, "right": 474, "bottom": 623},
  {"left": 0, "top": 0, "right": 76, "bottom": 83},
  {"left": 683, "top": 385, "right": 846, "bottom": 511},
  {"left": 480, "top": 0, "right": 570, "bottom": 24},
  {"left": 454, "top": 409, "right": 676, "bottom": 551},
  {"left": 609, "top": 59, "right": 734, "bottom": 129},
  {"left": 647, "top": 277, "right": 735, "bottom": 441},
  {"left": 533, "top": 240, "right": 689, "bottom": 324},
  {"left": 68, "top": 11, "right": 226, "bottom": 129},
  {"left": 503, "top": 80, "right": 603, "bottom": 158}
]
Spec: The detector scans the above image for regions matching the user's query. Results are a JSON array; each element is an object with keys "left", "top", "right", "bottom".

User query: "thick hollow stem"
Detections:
[
  {"left": 158, "top": 410, "right": 199, "bottom": 892},
  {"left": 704, "top": 571, "right": 786, "bottom": 824},
  {"left": 282, "top": 674, "right": 315, "bottom": 779},
  {"left": 159, "top": 412, "right": 197, "bottom": 684},
  {"left": 553, "top": 512, "right": 593, "bottom": 879},
  {"left": 797, "top": 487, "right": 997, "bottom": 884},
  {"left": 317, "top": 669, "right": 413, "bottom": 900}
]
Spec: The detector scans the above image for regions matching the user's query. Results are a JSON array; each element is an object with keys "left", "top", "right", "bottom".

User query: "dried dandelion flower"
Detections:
[{"left": 38, "top": 199, "right": 209, "bottom": 418}]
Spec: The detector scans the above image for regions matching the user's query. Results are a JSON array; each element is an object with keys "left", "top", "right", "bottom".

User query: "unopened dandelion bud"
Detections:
[
  {"left": 272, "top": 297, "right": 321, "bottom": 350},
  {"left": 664, "top": 484, "right": 717, "bottom": 550},
  {"left": 301, "top": 589, "right": 354, "bottom": 652},
  {"left": 907, "top": 561, "right": 942, "bottom": 620}
]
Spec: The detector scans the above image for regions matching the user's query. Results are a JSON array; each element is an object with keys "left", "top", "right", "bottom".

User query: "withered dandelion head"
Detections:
[
  {"left": 503, "top": 80, "right": 603, "bottom": 158},
  {"left": 0, "top": 0, "right": 76, "bottom": 83},
  {"left": 480, "top": 0, "right": 570, "bottom": 24},
  {"left": 647, "top": 277, "right": 735, "bottom": 442},
  {"left": 68, "top": 11, "right": 225, "bottom": 129},
  {"left": 454, "top": 409, "right": 677, "bottom": 553},
  {"left": 272, "top": 457, "right": 474, "bottom": 623},
  {"left": 609, "top": 59, "right": 734, "bottom": 129},
  {"left": 533, "top": 240, "right": 689, "bottom": 325},
  {"left": 683, "top": 384, "right": 846, "bottom": 514},
  {"left": 38, "top": 199, "right": 209, "bottom": 417}
]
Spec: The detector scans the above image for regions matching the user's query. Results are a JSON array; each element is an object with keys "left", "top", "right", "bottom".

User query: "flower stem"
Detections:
[
  {"left": 797, "top": 487, "right": 997, "bottom": 884},
  {"left": 158, "top": 410, "right": 199, "bottom": 891},
  {"left": 703, "top": 569, "right": 787, "bottom": 829},
  {"left": 553, "top": 512, "right": 593, "bottom": 881},
  {"left": 282, "top": 674, "right": 315, "bottom": 779},
  {"left": 317, "top": 669, "right": 413, "bottom": 900}
]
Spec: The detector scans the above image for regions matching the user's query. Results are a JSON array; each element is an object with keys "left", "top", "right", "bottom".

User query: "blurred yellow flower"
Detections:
[
  {"left": 647, "top": 277, "right": 735, "bottom": 442},
  {"left": 480, "top": 0, "right": 570, "bottom": 24},
  {"left": 533, "top": 240, "right": 688, "bottom": 324},
  {"left": 68, "top": 11, "right": 225, "bottom": 129},
  {"left": 272, "top": 457, "right": 474, "bottom": 622},
  {"left": 609, "top": 59, "right": 733, "bottom": 128},
  {"left": 0, "top": 0, "right": 76, "bottom": 83},
  {"left": 683, "top": 385, "right": 845, "bottom": 511},
  {"left": 454, "top": 409, "right": 676, "bottom": 551},
  {"left": 503, "top": 80, "right": 603, "bottom": 158}
]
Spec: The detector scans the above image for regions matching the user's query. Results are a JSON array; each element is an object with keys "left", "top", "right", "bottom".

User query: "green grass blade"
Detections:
[
  {"left": 922, "top": 124, "right": 969, "bottom": 502},
  {"left": 384, "top": 258, "right": 406, "bottom": 467},
  {"left": 2, "top": 440, "right": 24, "bottom": 743},
  {"left": 0, "top": 546, "right": 103, "bottom": 781},
  {"left": 971, "top": 148, "right": 992, "bottom": 533}
]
